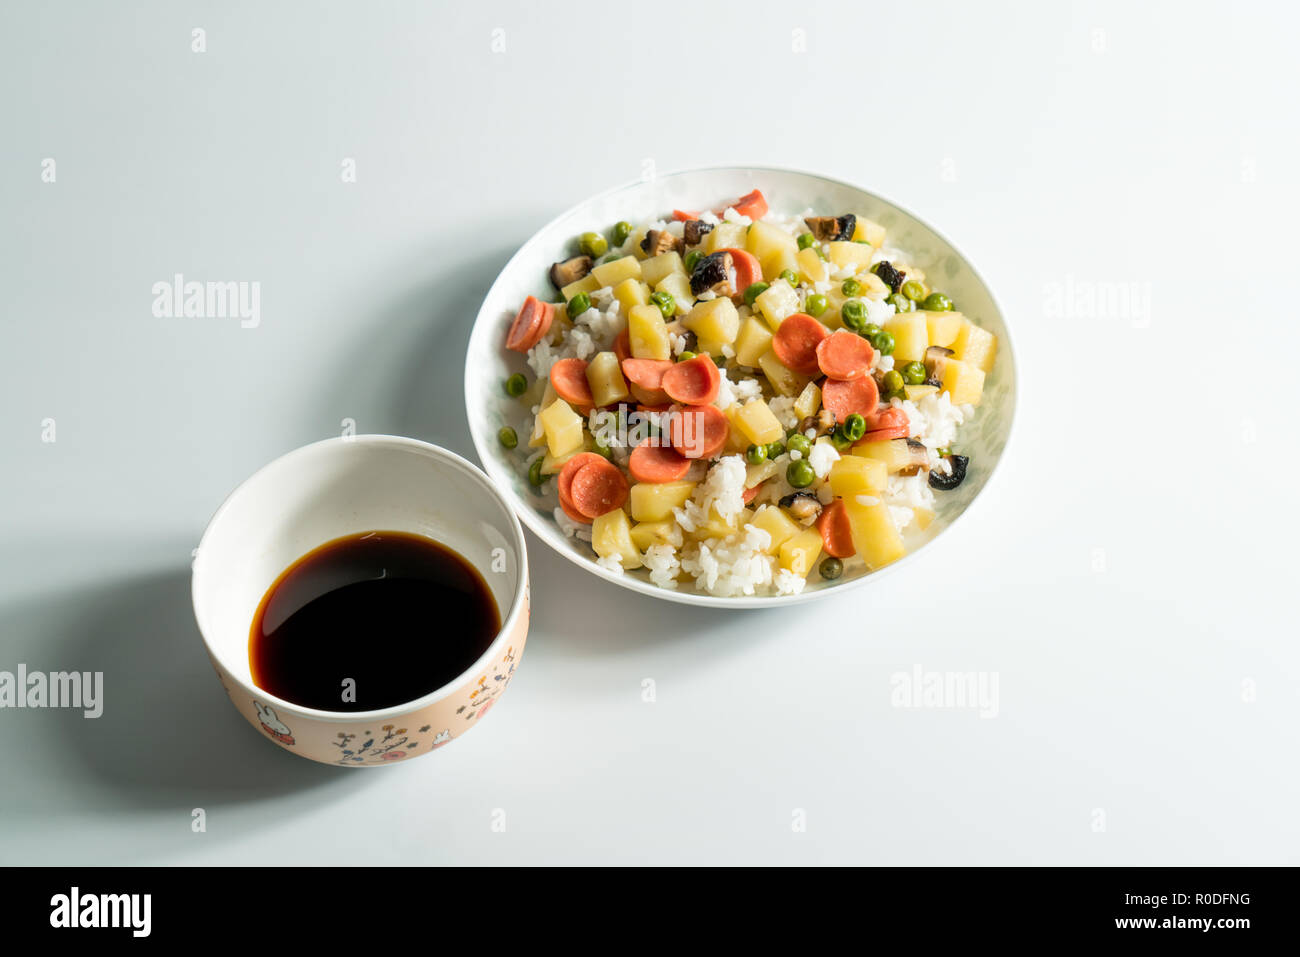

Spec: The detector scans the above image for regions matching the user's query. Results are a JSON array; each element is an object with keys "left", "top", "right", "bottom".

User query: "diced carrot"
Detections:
[
  {"left": 661, "top": 355, "right": 721, "bottom": 405},
  {"left": 718, "top": 247, "right": 763, "bottom": 293},
  {"left": 816, "top": 500, "right": 855, "bottom": 558},
  {"left": 628, "top": 443, "right": 690, "bottom": 483},
  {"left": 815, "top": 330, "right": 874, "bottom": 381},
  {"left": 568, "top": 459, "right": 630, "bottom": 519},
  {"left": 668, "top": 404, "right": 729, "bottom": 459},
  {"left": 621, "top": 358, "right": 675, "bottom": 391},
  {"left": 731, "top": 189, "right": 768, "bottom": 220},
  {"left": 821, "top": 375, "right": 880, "bottom": 422},
  {"left": 672, "top": 209, "right": 700, "bottom": 222},
  {"left": 614, "top": 328, "right": 632, "bottom": 363},
  {"left": 771, "top": 312, "right": 830, "bottom": 377},
  {"left": 506, "top": 296, "right": 554, "bottom": 353},
  {"left": 742, "top": 483, "right": 762, "bottom": 505},
  {"left": 549, "top": 357, "right": 595, "bottom": 411}
]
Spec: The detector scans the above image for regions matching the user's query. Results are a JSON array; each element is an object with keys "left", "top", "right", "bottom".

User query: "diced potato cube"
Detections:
[
  {"left": 883, "top": 312, "right": 929, "bottom": 363},
  {"left": 585, "top": 351, "right": 630, "bottom": 407},
  {"left": 733, "top": 316, "right": 774, "bottom": 367},
  {"left": 654, "top": 272, "right": 694, "bottom": 314},
  {"left": 529, "top": 381, "right": 557, "bottom": 447},
  {"left": 628, "top": 304, "right": 672, "bottom": 360},
  {"left": 757, "top": 349, "right": 809, "bottom": 397},
  {"left": 924, "top": 310, "right": 964, "bottom": 348},
  {"left": 561, "top": 274, "right": 600, "bottom": 302},
  {"left": 640, "top": 250, "right": 685, "bottom": 288},
  {"left": 592, "top": 509, "right": 643, "bottom": 569},
  {"left": 793, "top": 380, "right": 822, "bottom": 420},
  {"left": 613, "top": 277, "right": 650, "bottom": 313},
  {"left": 540, "top": 445, "right": 584, "bottom": 475},
  {"left": 858, "top": 272, "right": 891, "bottom": 299},
  {"left": 852, "top": 219, "right": 887, "bottom": 248},
  {"left": 829, "top": 455, "right": 888, "bottom": 496},
  {"left": 851, "top": 438, "right": 915, "bottom": 473},
  {"left": 940, "top": 357, "right": 986, "bottom": 405},
  {"left": 754, "top": 281, "right": 800, "bottom": 331},
  {"left": 539, "top": 399, "right": 584, "bottom": 458},
  {"left": 826, "top": 241, "right": 874, "bottom": 271},
  {"left": 745, "top": 459, "right": 778, "bottom": 489},
  {"left": 903, "top": 384, "right": 939, "bottom": 401},
  {"left": 760, "top": 245, "right": 799, "bottom": 283},
  {"left": 702, "top": 222, "right": 746, "bottom": 254},
  {"left": 751, "top": 504, "right": 801, "bottom": 554},
  {"left": 746, "top": 220, "right": 797, "bottom": 262},
  {"left": 695, "top": 336, "right": 726, "bottom": 358},
  {"left": 952, "top": 319, "right": 997, "bottom": 373},
  {"left": 630, "top": 520, "right": 679, "bottom": 552},
  {"left": 591, "top": 255, "right": 642, "bottom": 287},
  {"left": 843, "top": 496, "right": 905, "bottom": 569},
  {"left": 796, "top": 247, "right": 828, "bottom": 285},
  {"left": 734, "top": 398, "right": 785, "bottom": 445},
  {"left": 779, "top": 529, "right": 823, "bottom": 578},
  {"left": 683, "top": 297, "right": 740, "bottom": 345},
  {"left": 913, "top": 506, "right": 935, "bottom": 531},
  {"left": 629, "top": 480, "right": 695, "bottom": 523},
  {"left": 688, "top": 504, "right": 745, "bottom": 542},
  {"left": 722, "top": 405, "right": 752, "bottom": 454},
  {"left": 627, "top": 224, "right": 653, "bottom": 259}
]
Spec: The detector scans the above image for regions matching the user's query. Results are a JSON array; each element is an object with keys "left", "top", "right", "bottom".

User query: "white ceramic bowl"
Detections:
[
  {"left": 465, "top": 166, "right": 1016, "bottom": 608},
  {"left": 192, "top": 436, "right": 530, "bottom": 765}
]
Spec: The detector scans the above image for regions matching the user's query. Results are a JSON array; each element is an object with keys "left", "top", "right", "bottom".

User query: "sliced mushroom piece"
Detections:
[
  {"left": 640, "top": 229, "right": 683, "bottom": 257},
  {"left": 923, "top": 345, "right": 954, "bottom": 385},
  {"left": 549, "top": 255, "right": 593, "bottom": 290},
  {"left": 896, "top": 438, "right": 932, "bottom": 476},
  {"left": 873, "top": 260, "right": 905, "bottom": 293},
  {"left": 690, "top": 250, "right": 735, "bottom": 297},
  {"left": 779, "top": 491, "right": 823, "bottom": 525},
  {"left": 798, "top": 408, "right": 837, "bottom": 437},
  {"left": 683, "top": 219, "right": 714, "bottom": 246},
  {"left": 929, "top": 453, "right": 969, "bottom": 491},
  {"left": 803, "top": 214, "right": 857, "bottom": 242}
]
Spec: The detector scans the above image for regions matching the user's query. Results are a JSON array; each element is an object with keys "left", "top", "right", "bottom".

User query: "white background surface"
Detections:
[{"left": 2, "top": 0, "right": 1297, "bottom": 865}]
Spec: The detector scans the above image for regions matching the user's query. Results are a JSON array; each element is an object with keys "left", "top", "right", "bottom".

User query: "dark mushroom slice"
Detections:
[
  {"left": 896, "top": 438, "right": 932, "bottom": 477},
  {"left": 803, "top": 214, "right": 857, "bottom": 242},
  {"left": 689, "top": 250, "right": 735, "bottom": 297},
  {"left": 929, "top": 453, "right": 969, "bottom": 491},
  {"left": 923, "top": 345, "right": 954, "bottom": 386},
  {"left": 778, "top": 491, "right": 823, "bottom": 525},
  {"left": 640, "top": 229, "right": 683, "bottom": 257},
  {"left": 873, "top": 260, "right": 905, "bottom": 293},
  {"left": 682, "top": 219, "right": 714, "bottom": 246},
  {"left": 549, "top": 255, "right": 593, "bottom": 290},
  {"left": 798, "top": 408, "right": 837, "bottom": 437}
]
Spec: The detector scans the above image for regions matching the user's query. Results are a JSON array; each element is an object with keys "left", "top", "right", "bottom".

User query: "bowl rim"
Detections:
[
  {"left": 465, "top": 164, "right": 1018, "bottom": 608},
  {"left": 191, "top": 434, "right": 530, "bottom": 720}
]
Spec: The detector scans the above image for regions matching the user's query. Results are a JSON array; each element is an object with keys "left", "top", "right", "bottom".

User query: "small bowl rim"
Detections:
[
  {"left": 465, "top": 164, "right": 1018, "bottom": 608},
  {"left": 191, "top": 434, "right": 530, "bottom": 721}
]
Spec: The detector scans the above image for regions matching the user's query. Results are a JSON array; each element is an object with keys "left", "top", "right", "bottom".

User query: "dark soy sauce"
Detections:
[{"left": 249, "top": 531, "right": 499, "bottom": 712}]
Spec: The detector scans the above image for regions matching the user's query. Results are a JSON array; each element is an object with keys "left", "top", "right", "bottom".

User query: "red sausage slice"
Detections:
[
  {"left": 668, "top": 404, "right": 729, "bottom": 459},
  {"left": 816, "top": 500, "right": 856, "bottom": 559},
  {"left": 629, "top": 383, "right": 670, "bottom": 406},
  {"left": 672, "top": 209, "right": 700, "bottom": 222},
  {"left": 614, "top": 328, "right": 632, "bottom": 363},
  {"left": 557, "top": 452, "right": 608, "bottom": 508},
  {"left": 628, "top": 443, "right": 691, "bottom": 484},
  {"left": 742, "top": 483, "right": 762, "bottom": 504},
  {"left": 558, "top": 493, "right": 592, "bottom": 525},
  {"left": 862, "top": 425, "right": 910, "bottom": 442},
  {"left": 821, "top": 375, "right": 880, "bottom": 422},
  {"left": 772, "top": 313, "right": 830, "bottom": 376},
  {"left": 662, "top": 355, "right": 721, "bottom": 405},
  {"left": 718, "top": 247, "right": 763, "bottom": 293},
  {"left": 730, "top": 189, "right": 768, "bottom": 220},
  {"left": 621, "top": 358, "right": 675, "bottom": 391},
  {"left": 549, "top": 358, "right": 595, "bottom": 410},
  {"left": 569, "top": 459, "right": 630, "bottom": 519},
  {"left": 815, "top": 330, "right": 874, "bottom": 381},
  {"left": 506, "top": 296, "right": 555, "bottom": 353},
  {"left": 859, "top": 407, "right": 911, "bottom": 443}
]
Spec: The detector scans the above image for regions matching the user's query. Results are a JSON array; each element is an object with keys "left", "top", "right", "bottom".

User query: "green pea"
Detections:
[
  {"left": 611, "top": 221, "right": 632, "bottom": 246},
  {"left": 818, "top": 557, "right": 844, "bottom": 581},
  {"left": 805, "top": 293, "right": 829, "bottom": 318},
  {"left": 743, "top": 281, "right": 770, "bottom": 307},
  {"left": 578, "top": 231, "right": 608, "bottom": 258},
  {"left": 830, "top": 429, "right": 853, "bottom": 452},
  {"left": 797, "top": 232, "right": 816, "bottom": 250},
  {"left": 779, "top": 269, "right": 799, "bottom": 286},
  {"left": 650, "top": 291, "right": 675, "bottom": 318},
  {"left": 786, "top": 458, "right": 815, "bottom": 488},
  {"left": 593, "top": 437, "right": 612, "bottom": 460},
  {"left": 902, "top": 279, "right": 927, "bottom": 302},
  {"left": 889, "top": 292, "right": 915, "bottom": 312},
  {"left": 937, "top": 446, "right": 952, "bottom": 458},
  {"left": 843, "top": 413, "right": 866, "bottom": 441},
  {"left": 786, "top": 433, "right": 812, "bottom": 456},
  {"left": 841, "top": 278, "right": 863, "bottom": 297},
  {"left": 684, "top": 250, "right": 703, "bottom": 272},
  {"left": 567, "top": 292, "right": 591, "bottom": 316},
  {"left": 872, "top": 330, "right": 895, "bottom": 355},
  {"left": 504, "top": 373, "right": 527, "bottom": 397},
  {"left": 745, "top": 443, "right": 767, "bottom": 466},
  {"left": 498, "top": 427, "right": 518, "bottom": 449},
  {"left": 601, "top": 253, "right": 619, "bottom": 263},
  {"left": 902, "top": 361, "right": 927, "bottom": 385},
  {"left": 853, "top": 238, "right": 869, "bottom": 244},
  {"left": 841, "top": 299, "right": 868, "bottom": 332},
  {"left": 527, "top": 456, "right": 546, "bottom": 487},
  {"left": 862, "top": 322, "right": 882, "bottom": 339},
  {"left": 922, "top": 292, "right": 953, "bottom": 312},
  {"left": 677, "top": 350, "right": 697, "bottom": 362},
  {"left": 766, "top": 440, "right": 786, "bottom": 460},
  {"left": 882, "top": 370, "right": 905, "bottom": 396}
]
